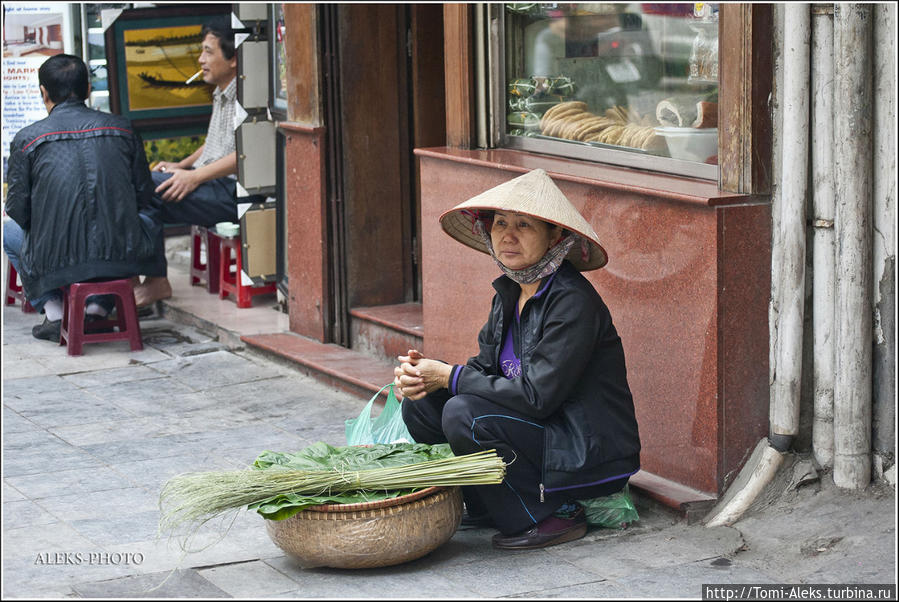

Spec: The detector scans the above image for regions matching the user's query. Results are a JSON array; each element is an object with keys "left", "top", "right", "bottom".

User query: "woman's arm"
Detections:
[
  {"left": 394, "top": 296, "right": 502, "bottom": 401},
  {"left": 451, "top": 288, "right": 605, "bottom": 419}
]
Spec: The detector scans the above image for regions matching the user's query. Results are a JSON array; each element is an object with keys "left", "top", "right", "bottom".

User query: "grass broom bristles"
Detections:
[{"left": 159, "top": 449, "right": 506, "bottom": 535}]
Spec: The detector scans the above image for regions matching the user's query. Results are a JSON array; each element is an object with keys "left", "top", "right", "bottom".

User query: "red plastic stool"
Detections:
[
  {"left": 5, "top": 260, "right": 36, "bottom": 312},
  {"left": 59, "top": 279, "right": 144, "bottom": 356},
  {"left": 189, "top": 225, "right": 224, "bottom": 293},
  {"left": 218, "top": 234, "right": 276, "bottom": 308}
]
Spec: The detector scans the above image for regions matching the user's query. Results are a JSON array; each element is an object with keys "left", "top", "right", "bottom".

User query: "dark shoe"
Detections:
[
  {"left": 32, "top": 318, "right": 61, "bottom": 342},
  {"left": 492, "top": 506, "right": 587, "bottom": 550}
]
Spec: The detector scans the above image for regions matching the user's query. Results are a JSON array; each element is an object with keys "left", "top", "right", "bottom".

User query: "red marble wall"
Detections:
[
  {"left": 416, "top": 148, "right": 771, "bottom": 495},
  {"left": 281, "top": 123, "right": 328, "bottom": 343}
]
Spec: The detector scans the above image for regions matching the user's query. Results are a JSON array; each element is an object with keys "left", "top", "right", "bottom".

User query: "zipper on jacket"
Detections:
[{"left": 539, "top": 482, "right": 545, "bottom": 503}]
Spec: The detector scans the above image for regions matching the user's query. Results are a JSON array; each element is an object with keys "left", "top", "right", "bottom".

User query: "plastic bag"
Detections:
[
  {"left": 577, "top": 484, "right": 639, "bottom": 529},
  {"left": 345, "top": 383, "right": 415, "bottom": 445}
]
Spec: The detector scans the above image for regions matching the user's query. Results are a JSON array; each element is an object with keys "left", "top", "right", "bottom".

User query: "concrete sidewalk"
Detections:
[{"left": 2, "top": 297, "right": 896, "bottom": 598}]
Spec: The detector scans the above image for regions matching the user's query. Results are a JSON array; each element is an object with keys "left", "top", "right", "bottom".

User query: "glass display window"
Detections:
[{"left": 503, "top": 3, "right": 719, "bottom": 177}]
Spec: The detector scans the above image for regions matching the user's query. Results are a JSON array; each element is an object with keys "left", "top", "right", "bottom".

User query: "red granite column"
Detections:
[{"left": 281, "top": 124, "right": 328, "bottom": 342}]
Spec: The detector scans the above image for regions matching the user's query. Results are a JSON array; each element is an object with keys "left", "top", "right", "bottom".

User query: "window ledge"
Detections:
[{"left": 414, "top": 147, "right": 765, "bottom": 208}]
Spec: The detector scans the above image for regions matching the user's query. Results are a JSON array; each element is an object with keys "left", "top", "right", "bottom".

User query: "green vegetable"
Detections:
[
  {"left": 248, "top": 442, "right": 455, "bottom": 519},
  {"left": 158, "top": 443, "right": 506, "bottom": 533},
  {"left": 508, "top": 77, "right": 537, "bottom": 97}
]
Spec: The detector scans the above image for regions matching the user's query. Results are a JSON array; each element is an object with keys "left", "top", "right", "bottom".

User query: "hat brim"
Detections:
[{"left": 437, "top": 170, "right": 608, "bottom": 271}]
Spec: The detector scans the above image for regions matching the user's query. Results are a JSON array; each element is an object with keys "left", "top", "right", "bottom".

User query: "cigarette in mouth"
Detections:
[{"left": 185, "top": 70, "right": 203, "bottom": 84}]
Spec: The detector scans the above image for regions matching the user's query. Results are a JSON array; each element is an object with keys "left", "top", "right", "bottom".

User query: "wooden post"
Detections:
[
  {"left": 443, "top": 4, "right": 475, "bottom": 148},
  {"left": 719, "top": 4, "right": 774, "bottom": 195}
]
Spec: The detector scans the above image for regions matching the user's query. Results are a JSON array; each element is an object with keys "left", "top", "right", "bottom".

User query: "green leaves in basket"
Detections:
[
  {"left": 252, "top": 442, "right": 454, "bottom": 471},
  {"left": 158, "top": 443, "right": 505, "bottom": 535},
  {"left": 249, "top": 490, "right": 413, "bottom": 520},
  {"left": 248, "top": 442, "right": 455, "bottom": 520}
]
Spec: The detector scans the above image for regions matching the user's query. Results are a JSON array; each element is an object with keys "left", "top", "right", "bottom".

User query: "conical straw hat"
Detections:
[{"left": 438, "top": 169, "right": 608, "bottom": 271}]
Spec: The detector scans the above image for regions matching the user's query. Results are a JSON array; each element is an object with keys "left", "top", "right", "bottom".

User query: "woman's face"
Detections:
[{"left": 490, "top": 211, "right": 561, "bottom": 271}]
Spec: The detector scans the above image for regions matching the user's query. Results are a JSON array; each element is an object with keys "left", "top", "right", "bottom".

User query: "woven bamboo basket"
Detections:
[{"left": 265, "top": 486, "right": 463, "bottom": 569}]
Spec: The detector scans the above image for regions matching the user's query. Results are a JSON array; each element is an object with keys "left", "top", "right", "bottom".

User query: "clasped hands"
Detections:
[
  {"left": 152, "top": 162, "right": 199, "bottom": 203},
  {"left": 393, "top": 349, "right": 452, "bottom": 401}
]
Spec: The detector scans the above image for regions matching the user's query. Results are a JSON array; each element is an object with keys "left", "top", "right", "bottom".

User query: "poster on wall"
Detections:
[
  {"left": 105, "top": 4, "right": 230, "bottom": 132},
  {"left": 2, "top": 2, "right": 74, "bottom": 184}
]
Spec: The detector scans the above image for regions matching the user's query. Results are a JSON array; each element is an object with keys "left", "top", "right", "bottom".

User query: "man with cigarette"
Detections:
[{"left": 133, "top": 17, "right": 260, "bottom": 307}]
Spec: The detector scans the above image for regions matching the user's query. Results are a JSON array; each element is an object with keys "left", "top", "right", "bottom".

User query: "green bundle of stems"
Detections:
[{"left": 159, "top": 449, "right": 506, "bottom": 534}]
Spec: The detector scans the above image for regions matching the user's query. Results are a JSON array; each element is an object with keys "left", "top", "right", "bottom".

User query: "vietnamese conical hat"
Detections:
[{"left": 438, "top": 169, "right": 608, "bottom": 271}]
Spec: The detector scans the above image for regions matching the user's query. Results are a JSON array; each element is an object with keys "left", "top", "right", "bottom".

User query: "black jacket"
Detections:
[
  {"left": 448, "top": 260, "right": 641, "bottom": 493},
  {"left": 5, "top": 99, "right": 161, "bottom": 299}
]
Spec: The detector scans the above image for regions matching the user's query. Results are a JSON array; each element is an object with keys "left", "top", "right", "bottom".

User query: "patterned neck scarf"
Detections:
[{"left": 475, "top": 219, "right": 579, "bottom": 285}]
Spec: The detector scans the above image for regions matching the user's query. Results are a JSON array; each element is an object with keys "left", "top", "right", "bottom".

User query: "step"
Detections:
[
  {"left": 241, "top": 332, "right": 396, "bottom": 401},
  {"left": 629, "top": 471, "right": 717, "bottom": 524},
  {"left": 349, "top": 303, "right": 424, "bottom": 363}
]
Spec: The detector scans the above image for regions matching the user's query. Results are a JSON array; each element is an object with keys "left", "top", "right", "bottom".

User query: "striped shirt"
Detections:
[{"left": 196, "top": 77, "right": 237, "bottom": 169}]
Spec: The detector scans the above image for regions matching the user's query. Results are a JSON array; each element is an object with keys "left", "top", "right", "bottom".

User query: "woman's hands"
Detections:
[{"left": 393, "top": 349, "right": 452, "bottom": 401}]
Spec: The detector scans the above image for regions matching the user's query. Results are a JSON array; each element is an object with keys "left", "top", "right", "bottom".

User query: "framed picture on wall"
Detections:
[
  {"left": 104, "top": 4, "right": 230, "bottom": 132},
  {"left": 270, "top": 3, "right": 288, "bottom": 119}
]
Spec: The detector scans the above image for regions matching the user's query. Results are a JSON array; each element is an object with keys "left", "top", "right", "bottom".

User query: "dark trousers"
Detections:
[
  {"left": 146, "top": 171, "right": 263, "bottom": 272},
  {"left": 402, "top": 392, "right": 625, "bottom": 535}
]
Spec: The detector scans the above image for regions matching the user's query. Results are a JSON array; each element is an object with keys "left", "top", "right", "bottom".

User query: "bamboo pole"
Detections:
[
  {"left": 871, "top": 2, "right": 897, "bottom": 460},
  {"left": 769, "top": 3, "right": 810, "bottom": 442},
  {"left": 833, "top": 3, "right": 874, "bottom": 490},
  {"left": 810, "top": 4, "right": 836, "bottom": 468}
]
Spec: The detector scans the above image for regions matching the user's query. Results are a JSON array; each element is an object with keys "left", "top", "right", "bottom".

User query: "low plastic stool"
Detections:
[
  {"left": 5, "top": 260, "right": 36, "bottom": 312},
  {"left": 218, "top": 234, "right": 276, "bottom": 308},
  {"left": 189, "top": 225, "right": 224, "bottom": 293},
  {"left": 59, "top": 279, "right": 144, "bottom": 356}
]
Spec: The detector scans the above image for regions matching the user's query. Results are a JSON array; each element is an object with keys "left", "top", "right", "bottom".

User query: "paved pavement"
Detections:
[{"left": 2, "top": 294, "right": 896, "bottom": 599}]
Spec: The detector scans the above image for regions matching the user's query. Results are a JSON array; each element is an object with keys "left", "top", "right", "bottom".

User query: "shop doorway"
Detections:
[{"left": 321, "top": 4, "right": 445, "bottom": 348}]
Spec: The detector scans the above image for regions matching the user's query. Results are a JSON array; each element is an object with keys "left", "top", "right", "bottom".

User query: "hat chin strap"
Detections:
[{"left": 475, "top": 220, "right": 578, "bottom": 285}]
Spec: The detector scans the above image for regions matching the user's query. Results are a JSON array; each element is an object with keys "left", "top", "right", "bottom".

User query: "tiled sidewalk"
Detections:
[{"left": 2, "top": 301, "right": 895, "bottom": 599}]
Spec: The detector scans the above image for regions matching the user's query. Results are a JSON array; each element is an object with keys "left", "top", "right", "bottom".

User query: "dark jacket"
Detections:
[
  {"left": 448, "top": 260, "right": 641, "bottom": 494},
  {"left": 5, "top": 99, "right": 161, "bottom": 299}
]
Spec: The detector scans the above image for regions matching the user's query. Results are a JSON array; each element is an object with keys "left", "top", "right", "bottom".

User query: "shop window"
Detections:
[{"left": 502, "top": 3, "right": 719, "bottom": 179}]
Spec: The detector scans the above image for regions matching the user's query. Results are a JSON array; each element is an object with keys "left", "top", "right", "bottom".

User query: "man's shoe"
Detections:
[
  {"left": 32, "top": 318, "right": 61, "bottom": 342},
  {"left": 492, "top": 506, "right": 587, "bottom": 550}
]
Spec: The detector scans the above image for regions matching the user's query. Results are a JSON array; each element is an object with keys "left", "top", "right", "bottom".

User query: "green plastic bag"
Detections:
[
  {"left": 577, "top": 484, "right": 639, "bottom": 529},
  {"left": 345, "top": 383, "right": 415, "bottom": 445}
]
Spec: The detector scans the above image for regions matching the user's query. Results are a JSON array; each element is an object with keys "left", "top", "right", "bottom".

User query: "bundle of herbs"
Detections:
[{"left": 158, "top": 442, "right": 505, "bottom": 536}]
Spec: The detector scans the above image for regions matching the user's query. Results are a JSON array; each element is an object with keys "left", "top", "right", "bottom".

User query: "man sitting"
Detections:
[
  {"left": 3, "top": 54, "right": 163, "bottom": 341},
  {"left": 133, "top": 18, "right": 263, "bottom": 307}
]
